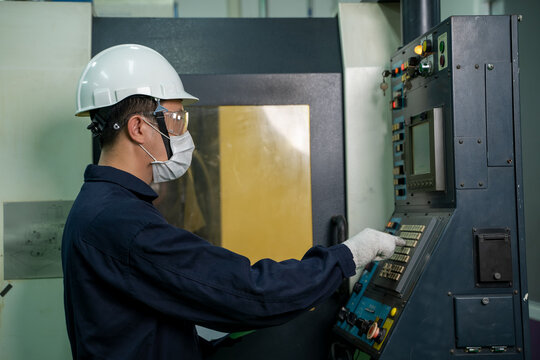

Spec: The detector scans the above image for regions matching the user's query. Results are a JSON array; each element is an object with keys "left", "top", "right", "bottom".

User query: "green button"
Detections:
[{"left": 439, "top": 41, "right": 445, "bottom": 53}]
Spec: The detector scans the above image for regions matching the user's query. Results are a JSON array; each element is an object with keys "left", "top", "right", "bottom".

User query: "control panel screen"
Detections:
[
  {"left": 411, "top": 122, "right": 431, "bottom": 175},
  {"left": 404, "top": 107, "right": 445, "bottom": 192}
]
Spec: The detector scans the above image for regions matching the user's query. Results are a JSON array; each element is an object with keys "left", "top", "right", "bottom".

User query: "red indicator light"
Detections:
[
  {"left": 401, "top": 63, "right": 405, "bottom": 71},
  {"left": 392, "top": 101, "right": 397, "bottom": 109},
  {"left": 395, "top": 68, "right": 399, "bottom": 74}
]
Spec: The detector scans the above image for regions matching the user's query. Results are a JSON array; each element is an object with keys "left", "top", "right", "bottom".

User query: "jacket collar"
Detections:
[{"left": 84, "top": 164, "right": 158, "bottom": 202}]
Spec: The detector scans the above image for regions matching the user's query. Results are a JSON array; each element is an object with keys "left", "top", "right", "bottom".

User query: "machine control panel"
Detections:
[
  {"left": 335, "top": 15, "right": 528, "bottom": 360},
  {"left": 335, "top": 213, "right": 450, "bottom": 356}
]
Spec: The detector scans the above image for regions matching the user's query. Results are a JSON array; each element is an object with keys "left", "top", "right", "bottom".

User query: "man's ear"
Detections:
[{"left": 125, "top": 115, "right": 147, "bottom": 144}]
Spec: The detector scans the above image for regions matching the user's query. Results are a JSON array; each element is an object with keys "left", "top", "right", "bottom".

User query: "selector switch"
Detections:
[
  {"left": 346, "top": 311, "right": 358, "bottom": 326},
  {"left": 419, "top": 60, "right": 433, "bottom": 76}
]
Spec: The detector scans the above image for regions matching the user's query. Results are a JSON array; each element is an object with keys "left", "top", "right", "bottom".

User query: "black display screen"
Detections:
[{"left": 411, "top": 122, "right": 431, "bottom": 175}]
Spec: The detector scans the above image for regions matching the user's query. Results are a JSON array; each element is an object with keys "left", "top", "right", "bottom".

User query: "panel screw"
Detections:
[
  {"left": 478, "top": 182, "right": 484, "bottom": 187},
  {"left": 460, "top": 183, "right": 464, "bottom": 187},
  {"left": 448, "top": 291, "right": 452, "bottom": 296},
  {"left": 493, "top": 273, "right": 501, "bottom": 280},
  {"left": 477, "top": 139, "right": 482, "bottom": 143},
  {"left": 518, "top": 347, "right": 522, "bottom": 352},
  {"left": 518, "top": 15, "right": 523, "bottom": 22},
  {"left": 450, "top": 349, "right": 455, "bottom": 354},
  {"left": 514, "top": 290, "right": 519, "bottom": 295},
  {"left": 482, "top": 297, "right": 490, "bottom": 305},
  {"left": 475, "top": 64, "right": 479, "bottom": 69},
  {"left": 459, "top": 139, "right": 463, "bottom": 144},
  {"left": 507, "top": 159, "right": 513, "bottom": 164},
  {"left": 456, "top": 64, "right": 461, "bottom": 69},
  {"left": 487, "top": 63, "right": 495, "bottom": 70}
]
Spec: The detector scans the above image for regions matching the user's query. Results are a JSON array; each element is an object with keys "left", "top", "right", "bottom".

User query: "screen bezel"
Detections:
[{"left": 405, "top": 107, "right": 445, "bottom": 192}]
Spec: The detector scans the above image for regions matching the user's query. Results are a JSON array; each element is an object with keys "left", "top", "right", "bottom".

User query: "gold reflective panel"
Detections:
[{"left": 152, "top": 105, "right": 313, "bottom": 263}]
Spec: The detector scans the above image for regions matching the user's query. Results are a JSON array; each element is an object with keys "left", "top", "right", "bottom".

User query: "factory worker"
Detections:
[{"left": 62, "top": 44, "right": 405, "bottom": 360}]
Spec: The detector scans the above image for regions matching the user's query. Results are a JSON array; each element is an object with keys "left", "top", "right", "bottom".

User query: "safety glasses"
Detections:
[{"left": 163, "top": 109, "right": 189, "bottom": 136}]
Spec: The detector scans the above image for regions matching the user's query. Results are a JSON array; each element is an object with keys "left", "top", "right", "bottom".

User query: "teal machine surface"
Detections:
[{"left": 335, "top": 16, "right": 530, "bottom": 359}]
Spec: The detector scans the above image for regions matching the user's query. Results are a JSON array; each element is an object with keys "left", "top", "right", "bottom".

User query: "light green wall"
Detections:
[
  {"left": 0, "top": 2, "right": 92, "bottom": 359},
  {"left": 339, "top": 3, "right": 401, "bottom": 288},
  {"left": 339, "top": 3, "right": 401, "bottom": 238}
]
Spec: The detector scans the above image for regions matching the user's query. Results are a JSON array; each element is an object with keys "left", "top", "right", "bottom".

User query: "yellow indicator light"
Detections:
[
  {"left": 390, "top": 307, "right": 397, "bottom": 317},
  {"left": 414, "top": 45, "right": 423, "bottom": 55}
]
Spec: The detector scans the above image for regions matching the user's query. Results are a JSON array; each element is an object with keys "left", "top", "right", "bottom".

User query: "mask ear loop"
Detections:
[{"left": 153, "top": 99, "right": 173, "bottom": 159}]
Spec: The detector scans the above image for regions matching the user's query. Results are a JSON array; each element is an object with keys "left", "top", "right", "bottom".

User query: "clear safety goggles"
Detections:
[{"left": 162, "top": 109, "right": 189, "bottom": 136}]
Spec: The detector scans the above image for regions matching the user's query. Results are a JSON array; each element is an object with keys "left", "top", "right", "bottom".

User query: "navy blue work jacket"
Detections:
[{"left": 62, "top": 164, "right": 355, "bottom": 360}]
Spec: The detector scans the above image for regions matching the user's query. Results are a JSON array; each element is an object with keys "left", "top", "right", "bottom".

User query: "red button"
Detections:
[
  {"left": 440, "top": 54, "right": 445, "bottom": 67},
  {"left": 367, "top": 322, "right": 380, "bottom": 340}
]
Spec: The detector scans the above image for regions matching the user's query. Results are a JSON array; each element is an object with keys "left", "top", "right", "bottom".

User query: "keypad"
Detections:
[{"left": 378, "top": 223, "right": 426, "bottom": 281}]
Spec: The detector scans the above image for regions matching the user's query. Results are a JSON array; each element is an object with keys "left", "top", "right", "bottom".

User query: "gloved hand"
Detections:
[{"left": 343, "top": 228, "right": 406, "bottom": 270}]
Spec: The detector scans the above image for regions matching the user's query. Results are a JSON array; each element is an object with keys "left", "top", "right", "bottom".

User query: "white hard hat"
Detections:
[{"left": 75, "top": 44, "right": 198, "bottom": 116}]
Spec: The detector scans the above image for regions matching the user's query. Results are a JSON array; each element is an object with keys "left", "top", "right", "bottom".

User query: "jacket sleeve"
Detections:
[{"left": 127, "top": 220, "right": 355, "bottom": 332}]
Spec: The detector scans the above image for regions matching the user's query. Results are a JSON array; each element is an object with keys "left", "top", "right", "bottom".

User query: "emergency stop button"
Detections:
[{"left": 367, "top": 322, "right": 380, "bottom": 340}]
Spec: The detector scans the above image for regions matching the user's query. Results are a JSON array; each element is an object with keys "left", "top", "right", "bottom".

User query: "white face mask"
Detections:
[{"left": 140, "top": 131, "right": 195, "bottom": 183}]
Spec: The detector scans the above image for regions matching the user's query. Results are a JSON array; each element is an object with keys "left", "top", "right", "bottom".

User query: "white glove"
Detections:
[{"left": 343, "top": 228, "right": 406, "bottom": 270}]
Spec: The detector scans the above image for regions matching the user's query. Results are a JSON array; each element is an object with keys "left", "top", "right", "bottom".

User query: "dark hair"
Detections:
[{"left": 90, "top": 95, "right": 157, "bottom": 148}]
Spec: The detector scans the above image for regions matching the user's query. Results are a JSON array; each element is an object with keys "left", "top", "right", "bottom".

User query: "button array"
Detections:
[
  {"left": 399, "top": 231, "right": 422, "bottom": 240},
  {"left": 404, "top": 240, "right": 418, "bottom": 247},
  {"left": 383, "top": 263, "right": 405, "bottom": 273},
  {"left": 408, "top": 180, "right": 434, "bottom": 189},
  {"left": 379, "top": 270, "right": 401, "bottom": 281},
  {"left": 389, "top": 254, "right": 410, "bottom": 263},
  {"left": 395, "top": 246, "right": 411, "bottom": 255},
  {"left": 379, "top": 223, "right": 426, "bottom": 281},
  {"left": 400, "top": 224, "right": 425, "bottom": 232}
]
